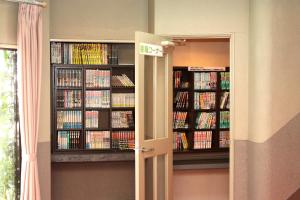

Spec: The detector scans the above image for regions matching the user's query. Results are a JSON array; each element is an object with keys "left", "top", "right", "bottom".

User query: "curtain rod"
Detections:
[{"left": 6, "top": 0, "right": 47, "bottom": 7}]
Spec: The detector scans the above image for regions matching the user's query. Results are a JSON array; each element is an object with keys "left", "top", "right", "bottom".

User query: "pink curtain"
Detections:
[{"left": 17, "top": 3, "right": 42, "bottom": 200}]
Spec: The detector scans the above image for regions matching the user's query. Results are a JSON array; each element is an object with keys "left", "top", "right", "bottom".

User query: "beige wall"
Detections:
[
  {"left": 174, "top": 169, "right": 229, "bottom": 200},
  {"left": 0, "top": 0, "right": 18, "bottom": 45},
  {"left": 50, "top": 0, "right": 148, "bottom": 40},
  {"left": 173, "top": 39, "right": 230, "bottom": 67}
]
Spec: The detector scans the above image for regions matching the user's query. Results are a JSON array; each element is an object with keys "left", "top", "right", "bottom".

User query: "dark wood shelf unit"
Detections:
[
  {"left": 51, "top": 41, "right": 135, "bottom": 154},
  {"left": 173, "top": 66, "right": 230, "bottom": 154}
]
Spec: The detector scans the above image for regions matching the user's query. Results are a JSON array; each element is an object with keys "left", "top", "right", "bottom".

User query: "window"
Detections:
[{"left": 0, "top": 49, "right": 20, "bottom": 200}]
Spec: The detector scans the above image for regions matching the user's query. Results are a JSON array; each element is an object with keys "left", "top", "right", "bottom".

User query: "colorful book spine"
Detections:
[
  {"left": 56, "top": 90, "right": 81, "bottom": 108},
  {"left": 111, "top": 111, "right": 134, "bottom": 128},
  {"left": 194, "top": 72, "right": 217, "bottom": 90},
  {"left": 111, "top": 74, "right": 134, "bottom": 87},
  {"left": 112, "top": 93, "right": 135, "bottom": 107},
  {"left": 220, "top": 72, "right": 230, "bottom": 90},
  {"left": 173, "top": 132, "right": 189, "bottom": 150},
  {"left": 195, "top": 112, "right": 216, "bottom": 129},
  {"left": 57, "top": 131, "right": 80, "bottom": 150},
  {"left": 173, "top": 112, "right": 188, "bottom": 129},
  {"left": 219, "top": 131, "right": 230, "bottom": 148},
  {"left": 85, "top": 111, "right": 98, "bottom": 128},
  {"left": 56, "top": 69, "right": 82, "bottom": 87},
  {"left": 85, "top": 131, "right": 110, "bottom": 149},
  {"left": 174, "top": 92, "right": 189, "bottom": 109},
  {"left": 57, "top": 111, "right": 82, "bottom": 129},
  {"left": 194, "top": 92, "right": 216, "bottom": 110},
  {"left": 85, "top": 90, "right": 110, "bottom": 108},
  {"left": 220, "top": 111, "right": 230, "bottom": 128},
  {"left": 51, "top": 42, "right": 62, "bottom": 64},
  {"left": 220, "top": 92, "right": 230, "bottom": 109},
  {"left": 85, "top": 70, "right": 110, "bottom": 88},
  {"left": 194, "top": 131, "right": 212, "bottom": 149},
  {"left": 174, "top": 70, "right": 189, "bottom": 88},
  {"left": 111, "top": 131, "right": 135, "bottom": 150}
]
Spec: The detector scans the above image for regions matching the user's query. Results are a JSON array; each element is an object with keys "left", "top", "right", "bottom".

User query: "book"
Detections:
[
  {"left": 112, "top": 131, "right": 135, "bottom": 150},
  {"left": 57, "top": 111, "right": 82, "bottom": 129},
  {"left": 56, "top": 69, "right": 82, "bottom": 87},
  {"left": 51, "top": 42, "right": 62, "bottom": 64},
  {"left": 194, "top": 92, "right": 216, "bottom": 110},
  {"left": 85, "top": 90, "right": 110, "bottom": 108},
  {"left": 174, "top": 70, "right": 189, "bottom": 88},
  {"left": 112, "top": 74, "right": 134, "bottom": 87},
  {"left": 174, "top": 92, "right": 189, "bottom": 109},
  {"left": 56, "top": 90, "right": 81, "bottom": 108},
  {"left": 112, "top": 93, "right": 135, "bottom": 107},
  {"left": 85, "top": 111, "right": 98, "bottom": 128},
  {"left": 85, "top": 70, "right": 110, "bottom": 88},
  {"left": 194, "top": 131, "right": 212, "bottom": 149},
  {"left": 220, "top": 72, "right": 230, "bottom": 90},
  {"left": 220, "top": 92, "right": 230, "bottom": 109},
  {"left": 112, "top": 111, "right": 134, "bottom": 128},
  {"left": 219, "top": 131, "right": 230, "bottom": 148},
  {"left": 57, "top": 131, "right": 81, "bottom": 150},
  {"left": 195, "top": 112, "right": 216, "bottom": 129},
  {"left": 194, "top": 72, "right": 217, "bottom": 90},
  {"left": 220, "top": 111, "right": 230, "bottom": 128},
  {"left": 85, "top": 131, "right": 110, "bottom": 149},
  {"left": 173, "top": 112, "right": 188, "bottom": 129}
]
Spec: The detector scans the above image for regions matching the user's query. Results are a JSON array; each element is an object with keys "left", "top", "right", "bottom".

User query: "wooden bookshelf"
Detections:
[
  {"left": 173, "top": 67, "right": 230, "bottom": 153},
  {"left": 51, "top": 41, "right": 135, "bottom": 153}
]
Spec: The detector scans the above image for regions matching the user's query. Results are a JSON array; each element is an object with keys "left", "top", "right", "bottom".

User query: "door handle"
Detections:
[{"left": 141, "top": 147, "right": 154, "bottom": 153}]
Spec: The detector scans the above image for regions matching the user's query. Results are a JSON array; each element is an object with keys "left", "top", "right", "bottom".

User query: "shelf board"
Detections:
[
  {"left": 173, "top": 108, "right": 189, "bottom": 111},
  {"left": 84, "top": 128, "right": 110, "bottom": 131},
  {"left": 85, "top": 107, "right": 110, "bottom": 110},
  {"left": 219, "top": 128, "right": 230, "bottom": 131},
  {"left": 112, "top": 107, "right": 135, "bottom": 111},
  {"left": 52, "top": 64, "right": 134, "bottom": 68},
  {"left": 56, "top": 107, "right": 82, "bottom": 111},
  {"left": 57, "top": 128, "right": 82, "bottom": 131},
  {"left": 194, "top": 128, "right": 216, "bottom": 131},
  {"left": 174, "top": 88, "right": 189, "bottom": 91},
  {"left": 173, "top": 128, "right": 190, "bottom": 131},
  {"left": 112, "top": 127, "right": 135, "bottom": 131},
  {"left": 85, "top": 87, "right": 110, "bottom": 90},
  {"left": 194, "top": 109, "right": 216, "bottom": 112},
  {"left": 221, "top": 89, "right": 230, "bottom": 92},
  {"left": 194, "top": 89, "right": 217, "bottom": 92},
  {"left": 56, "top": 87, "right": 82, "bottom": 90}
]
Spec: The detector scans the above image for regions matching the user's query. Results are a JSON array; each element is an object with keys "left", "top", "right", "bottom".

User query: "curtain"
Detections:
[{"left": 17, "top": 3, "right": 42, "bottom": 200}]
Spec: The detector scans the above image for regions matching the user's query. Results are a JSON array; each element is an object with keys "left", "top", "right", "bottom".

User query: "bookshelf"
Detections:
[
  {"left": 51, "top": 41, "right": 135, "bottom": 153},
  {"left": 173, "top": 67, "right": 230, "bottom": 153}
]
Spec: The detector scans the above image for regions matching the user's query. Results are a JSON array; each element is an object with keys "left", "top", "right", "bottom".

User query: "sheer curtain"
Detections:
[{"left": 17, "top": 3, "right": 42, "bottom": 200}]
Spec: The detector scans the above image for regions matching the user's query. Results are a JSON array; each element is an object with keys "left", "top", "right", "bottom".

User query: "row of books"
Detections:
[
  {"left": 111, "top": 111, "right": 134, "bottom": 128},
  {"left": 220, "top": 111, "right": 230, "bottom": 129},
  {"left": 194, "top": 72, "right": 217, "bottom": 90},
  {"left": 112, "top": 93, "right": 135, "bottom": 107},
  {"left": 86, "top": 70, "right": 110, "bottom": 88},
  {"left": 194, "top": 131, "right": 212, "bottom": 149},
  {"left": 173, "top": 112, "right": 188, "bottom": 129},
  {"left": 220, "top": 92, "right": 230, "bottom": 109},
  {"left": 85, "top": 111, "right": 98, "bottom": 128},
  {"left": 56, "top": 90, "right": 81, "bottom": 108},
  {"left": 194, "top": 92, "right": 215, "bottom": 110},
  {"left": 85, "top": 131, "right": 110, "bottom": 149},
  {"left": 85, "top": 90, "right": 110, "bottom": 108},
  {"left": 57, "top": 111, "right": 82, "bottom": 129},
  {"left": 174, "top": 71, "right": 189, "bottom": 88},
  {"left": 112, "top": 74, "right": 135, "bottom": 87},
  {"left": 57, "top": 131, "right": 81, "bottom": 149},
  {"left": 56, "top": 69, "right": 82, "bottom": 87},
  {"left": 221, "top": 72, "right": 230, "bottom": 90},
  {"left": 111, "top": 131, "right": 135, "bottom": 150},
  {"left": 174, "top": 92, "right": 188, "bottom": 109},
  {"left": 51, "top": 43, "right": 119, "bottom": 65},
  {"left": 219, "top": 131, "right": 230, "bottom": 148},
  {"left": 173, "top": 132, "right": 188, "bottom": 150},
  {"left": 195, "top": 112, "right": 216, "bottom": 129}
]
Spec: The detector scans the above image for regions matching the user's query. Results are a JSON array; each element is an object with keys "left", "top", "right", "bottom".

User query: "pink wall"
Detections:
[{"left": 174, "top": 169, "right": 229, "bottom": 200}]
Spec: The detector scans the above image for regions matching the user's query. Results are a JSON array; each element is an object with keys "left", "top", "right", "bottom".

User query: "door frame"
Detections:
[{"left": 160, "top": 32, "right": 236, "bottom": 200}]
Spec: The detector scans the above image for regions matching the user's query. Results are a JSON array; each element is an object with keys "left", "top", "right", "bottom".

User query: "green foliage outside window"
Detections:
[{"left": 0, "top": 50, "right": 18, "bottom": 200}]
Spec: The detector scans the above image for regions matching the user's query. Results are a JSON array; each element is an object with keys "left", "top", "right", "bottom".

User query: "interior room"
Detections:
[{"left": 0, "top": 0, "right": 299, "bottom": 200}]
